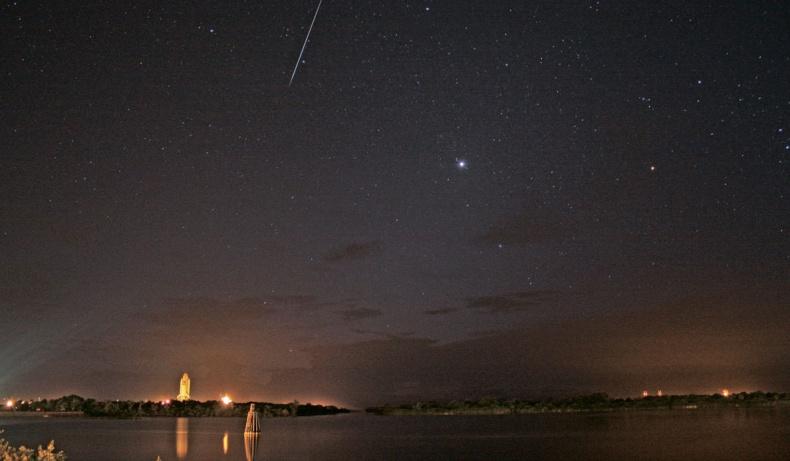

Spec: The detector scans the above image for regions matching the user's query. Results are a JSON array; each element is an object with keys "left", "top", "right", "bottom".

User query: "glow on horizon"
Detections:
[
  {"left": 220, "top": 394, "right": 232, "bottom": 405},
  {"left": 4, "top": 399, "right": 13, "bottom": 408}
]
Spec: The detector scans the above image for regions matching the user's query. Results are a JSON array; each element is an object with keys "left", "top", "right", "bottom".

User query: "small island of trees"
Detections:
[{"left": 366, "top": 391, "right": 790, "bottom": 415}]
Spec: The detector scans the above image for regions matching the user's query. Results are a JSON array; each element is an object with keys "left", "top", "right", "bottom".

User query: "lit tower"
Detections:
[
  {"left": 244, "top": 404, "right": 261, "bottom": 461},
  {"left": 177, "top": 373, "right": 191, "bottom": 401},
  {"left": 244, "top": 403, "right": 261, "bottom": 433}
]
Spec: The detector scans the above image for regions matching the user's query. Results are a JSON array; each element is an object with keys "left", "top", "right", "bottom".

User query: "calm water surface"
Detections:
[{"left": 1, "top": 408, "right": 788, "bottom": 460}]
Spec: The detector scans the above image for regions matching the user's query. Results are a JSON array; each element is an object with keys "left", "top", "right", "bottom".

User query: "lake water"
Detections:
[{"left": 1, "top": 408, "right": 788, "bottom": 460}]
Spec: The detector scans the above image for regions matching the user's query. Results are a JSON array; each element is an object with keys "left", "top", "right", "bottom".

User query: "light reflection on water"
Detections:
[
  {"left": 175, "top": 418, "right": 188, "bottom": 459},
  {"left": 171, "top": 417, "right": 258, "bottom": 460},
  {"left": 243, "top": 432, "right": 259, "bottom": 461},
  {"left": 0, "top": 409, "right": 787, "bottom": 460}
]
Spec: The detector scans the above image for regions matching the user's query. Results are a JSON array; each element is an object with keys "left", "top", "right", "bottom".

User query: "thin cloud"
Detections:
[
  {"left": 263, "top": 291, "right": 790, "bottom": 407},
  {"left": 147, "top": 296, "right": 279, "bottom": 323},
  {"left": 322, "top": 241, "right": 382, "bottom": 263},
  {"left": 424, "top": 307, "right": 459, "bottom": 316},
  {"left": 466, "top": 290, "right": 555, "bottom": 314},
  {"left": 351, "top": 328, "right": 415, "bottom": 338},
  {"left": 476, "top": 208, "right": 572, "bottom": 246},
  {"left": 337, "top": 307, "right": 382, "bottom": 321}
]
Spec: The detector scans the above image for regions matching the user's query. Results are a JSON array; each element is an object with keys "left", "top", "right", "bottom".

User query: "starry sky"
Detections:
[{"left": 1, "top": 1, "right": 788, "bottom": 407}]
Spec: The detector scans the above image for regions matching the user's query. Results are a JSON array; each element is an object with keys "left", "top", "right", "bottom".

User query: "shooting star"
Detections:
[{"left": 289, "top": 0, "right": 323, "bottom": 87}]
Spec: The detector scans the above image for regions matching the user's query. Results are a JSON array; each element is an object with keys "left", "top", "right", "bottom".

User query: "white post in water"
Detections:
[{"left": 244, "top": 403, "right": 261, "bottom": 433}]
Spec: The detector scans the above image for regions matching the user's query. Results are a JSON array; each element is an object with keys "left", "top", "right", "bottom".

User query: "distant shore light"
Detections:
[
  {"left": 221, "top": 394, "right": 232, "bottom": 405},
  {"left": 722, "top": 389, "right": 730, "bottom": 397},
  {"left": 642, "top": 390, "right": 649, "bottom": 397},
  {"left": 5, "top": 399, "right": 14, "bottom": 408}
]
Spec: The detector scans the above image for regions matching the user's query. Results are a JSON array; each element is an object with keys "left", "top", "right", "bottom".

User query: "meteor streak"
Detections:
[{"left": 289, "top": 0, "right": 323, "bottom": 87}]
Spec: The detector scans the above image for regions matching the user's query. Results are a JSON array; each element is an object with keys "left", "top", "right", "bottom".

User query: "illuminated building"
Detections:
[{"left": 177, "top": 373, "right": 191, "bottom": 401}]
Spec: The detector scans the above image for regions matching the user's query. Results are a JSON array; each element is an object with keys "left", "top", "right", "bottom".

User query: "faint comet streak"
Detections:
[{"left": 289, "top": 0, "right": 323, "bottom": 87}]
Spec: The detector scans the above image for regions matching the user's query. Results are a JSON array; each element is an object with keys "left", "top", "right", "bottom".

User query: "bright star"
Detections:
[{"left": 456, "top": 159, "right": 468, "bottom": 169}]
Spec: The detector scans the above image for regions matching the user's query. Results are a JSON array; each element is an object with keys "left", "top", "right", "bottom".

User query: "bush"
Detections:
[{"left": 0, "top": 432, "right": 66, "bottom": 460}]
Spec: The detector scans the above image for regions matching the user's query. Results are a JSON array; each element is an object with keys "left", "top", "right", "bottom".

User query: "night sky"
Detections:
[{"left": 2, "top": 1, "right": 788, "bottom": 408}]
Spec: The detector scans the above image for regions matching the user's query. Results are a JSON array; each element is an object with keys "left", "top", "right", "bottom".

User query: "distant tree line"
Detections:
[
  {"left": 366, "top": 391, "right": 790, "bottom": 415},
  {"left": 3, "top": 395, "right": 350, "bottom": 418}
]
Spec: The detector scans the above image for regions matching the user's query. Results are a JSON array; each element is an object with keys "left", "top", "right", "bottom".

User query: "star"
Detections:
[{"left": 456, "top": 159, "right": 468, "bottom": 169}]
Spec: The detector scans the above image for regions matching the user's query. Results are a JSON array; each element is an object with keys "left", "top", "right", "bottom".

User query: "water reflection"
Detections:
[
  {"left": 175, "top": 418, "right": 188, "bottom": 459},
  {"left": 222, "top": 431, "right": 229, "bottom": 455},
  {"left": 2, "top": 410, "right": 786, "bottom": 460},
  {"left": 244, "top": 432, "right": 260, "bottom": 461}
]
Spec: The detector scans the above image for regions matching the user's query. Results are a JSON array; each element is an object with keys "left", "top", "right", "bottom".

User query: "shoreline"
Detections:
[
  {"left": 0, "top": 411, "right": 356, "bottom": 419},
  {"left": 1, "top": 395, "right": 351, "bottom": 418},
  {"left": 367, "top": 402, "right": 788, "bottom": 416},
  {"left": 366, "top": 392, "right": 790, "bottom": 416},
  {"left": 2, "top": 405, "right": 786, "bottom": 420}
]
